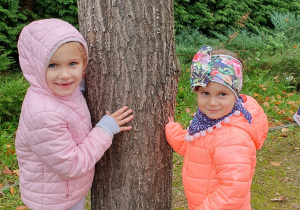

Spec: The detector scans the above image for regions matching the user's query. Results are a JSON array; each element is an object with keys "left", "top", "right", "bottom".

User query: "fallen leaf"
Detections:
[
  {"left": 253, "top": 93, "right": 260, "bottom": 97},
  {"left": 6, "top": 148, "right": 15, "bottom": 155},
  {"left": 281, "top": 133, "right": 288, "bottom": 137},
  {"left": 16, "top": 206, "right": 28, "bottom": 210},
  {"left": 185, "top": 108, "right": 190, "bottom": 113},
  {"left": 270, "top": 162, "right": 281, "bottom": 166},
  {"left": 265, "top": 97, "right": 270, "bottom": 102},
  {"left": 281, "top": 128, "right": 289, "bottom": 133},
  {"left": 263, "top": 102, "right": 269, "bottom": 107},
  {"left": 10, "top": 186, "right": 15, "bottom": 195},
  {"left": 3, "top": 167, "right": 13, "bottom": 175},
  {"left": 268, "top": 121, "right": 276, "bottom": 127},
  {"left": 287, "top": 101, "right": 296, "bottom": 105},
  {"left": 271, "top": 196, "right": 289, "bottom": 202},
  {"left": 275, "top": 101, "right": 281, "bottom": 105},
  {"left": 294, "top": 148, "right": 300, "bottom": 150},
  {"left": 13, "top": 169, "right": 19, "bottom": 176},
  {"left": 284, "top": 116, "right": 294, "bottom": 122}
]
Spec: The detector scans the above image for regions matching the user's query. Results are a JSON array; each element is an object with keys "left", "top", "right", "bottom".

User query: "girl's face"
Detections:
[
  {"left": 196, "top": 82, "right": 236, "bottom": 119},
  {"left": 46, "top": 43, "right": 85, "bottom": 96}
]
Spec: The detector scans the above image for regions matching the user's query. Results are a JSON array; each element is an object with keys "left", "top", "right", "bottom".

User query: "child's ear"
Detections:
[{"left": 82, "top": 71, "right": 85, "bottom": 79}]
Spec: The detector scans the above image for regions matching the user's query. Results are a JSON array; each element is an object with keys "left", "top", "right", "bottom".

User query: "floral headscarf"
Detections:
[{"left": 190, "top": 45, "right": 243, "bottom": 98}]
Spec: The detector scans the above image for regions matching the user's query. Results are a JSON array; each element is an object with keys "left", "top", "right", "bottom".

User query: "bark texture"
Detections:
[{"left": 77, "top": 1, "right": 180, "bottom": 209}]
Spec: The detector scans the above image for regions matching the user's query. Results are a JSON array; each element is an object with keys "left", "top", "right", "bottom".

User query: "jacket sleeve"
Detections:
[
  {"left": 195, "top": 133, "right": 254, "bottom": 210},
  {"left": 26, "top": 111, "right": 112, "bottom": 180},
  {"left": 165, "top": 122, "right": 189, "bottom": 156}
]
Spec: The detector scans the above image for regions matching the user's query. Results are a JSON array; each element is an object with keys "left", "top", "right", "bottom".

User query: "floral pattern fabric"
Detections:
[{"left": 190, "top": 45, "right": 243, "bottom": 94}]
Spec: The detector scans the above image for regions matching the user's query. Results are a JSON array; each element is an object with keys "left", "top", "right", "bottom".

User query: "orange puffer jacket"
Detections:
[{"left": 166, "top": 95, "right": 268, "bottom": 210}]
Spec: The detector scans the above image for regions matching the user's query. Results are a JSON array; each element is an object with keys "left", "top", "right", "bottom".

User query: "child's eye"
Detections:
[
  {"left": 202, "top": 92, "right": 209, "bottom": 96},
  {"left": 48, "top": 63, "right": 56, "bottom": 68},
  {"left": 69, "top": 62, "right": 77, "bottom": 66},
  {"left": 219, "top": 93, "right": 226, "bottom": 97}
]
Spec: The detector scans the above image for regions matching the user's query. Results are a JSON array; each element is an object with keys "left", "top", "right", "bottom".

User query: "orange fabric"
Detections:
[{"left": 166, "top": 95, "right": 268, "bottom": 210}]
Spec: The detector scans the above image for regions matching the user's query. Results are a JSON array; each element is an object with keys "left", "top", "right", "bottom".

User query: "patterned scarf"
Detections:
[{"left": 188, "top": 96, "right": 252, "bottom": 135}]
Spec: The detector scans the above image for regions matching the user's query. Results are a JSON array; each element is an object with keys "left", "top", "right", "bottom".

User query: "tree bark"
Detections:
[{"left": 77, "top": 1, "right": 180, "bottom": 209}]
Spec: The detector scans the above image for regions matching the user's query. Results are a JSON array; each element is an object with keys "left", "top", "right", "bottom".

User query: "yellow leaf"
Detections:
[
  {"left": 270, "top": 162, "right": 281, "bottom": 166},
  {"left": 10, "top": 186, "right": 15, "bottom": 195},
  {"left": 13, "top": 169, "right": 20, "bottom": 176}
]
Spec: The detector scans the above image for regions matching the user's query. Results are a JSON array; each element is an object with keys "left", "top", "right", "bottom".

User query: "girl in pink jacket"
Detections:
[
  {"left": 16, "top": 19, "right": 133, "bottom": 210},
  {"left": 166, "top": 46, "right": 268, "bottom": 209}
]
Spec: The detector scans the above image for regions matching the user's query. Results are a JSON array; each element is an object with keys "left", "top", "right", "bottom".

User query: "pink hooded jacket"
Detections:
[
  {"left": 16, "top": 19, "right": 113, "bottom": 209},
  {"left": 166, "top": 95, "right": 268, "bottom": 209}
]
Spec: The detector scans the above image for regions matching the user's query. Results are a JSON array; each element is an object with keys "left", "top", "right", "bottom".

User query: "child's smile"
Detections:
[{"left": 196, "top": 82, "right": 236, "bottom": 119}]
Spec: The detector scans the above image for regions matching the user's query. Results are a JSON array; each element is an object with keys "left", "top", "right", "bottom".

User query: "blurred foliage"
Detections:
[{"left": 0, "top": 0, "right": 78, "bottom": 71}]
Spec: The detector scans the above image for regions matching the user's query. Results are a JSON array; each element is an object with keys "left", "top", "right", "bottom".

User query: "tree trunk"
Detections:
[{"left": 77, "top": 1, "right": 180, "bottom": 209}]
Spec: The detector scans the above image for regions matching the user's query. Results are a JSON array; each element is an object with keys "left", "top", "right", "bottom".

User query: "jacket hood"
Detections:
[
  {"left": 238, "top": 95, "right": 268, "bottom": 150},
  {"left": 18, "top": 18, "right": 88, "bottom": 94}
]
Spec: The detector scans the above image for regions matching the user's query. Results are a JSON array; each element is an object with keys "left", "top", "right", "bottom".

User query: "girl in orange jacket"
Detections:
[{"left": 166, "top": 46, "right": 268, "bottom": 209}]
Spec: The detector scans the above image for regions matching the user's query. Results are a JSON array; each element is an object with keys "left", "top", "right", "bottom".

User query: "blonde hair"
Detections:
[{"left": 66, "top": 41, "right": 88, "bottom": 68}]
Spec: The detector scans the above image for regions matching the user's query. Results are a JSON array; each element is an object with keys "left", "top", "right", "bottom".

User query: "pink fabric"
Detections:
[
  {"left": 165, "top": 96, "right": 268, "bottom": 209},
  {"left": 16, "top": 19, "right": 112, "bottom": 210}
]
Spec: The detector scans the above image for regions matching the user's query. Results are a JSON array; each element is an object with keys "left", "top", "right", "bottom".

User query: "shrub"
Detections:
[
  {"left": 0, "top": 46, "right": 15, "bottom": 71},
  {"left": 174, "top": 0, "right": 300, "bottom": 35},
  {"left": 0, "top": 73, "right": 29, "bottom": 124},
  {"left": 0, "top": 0, "right": 27, "bottom": 56},
  {"left": 32, "top": 0, "right": 78, "bottom": 28}
]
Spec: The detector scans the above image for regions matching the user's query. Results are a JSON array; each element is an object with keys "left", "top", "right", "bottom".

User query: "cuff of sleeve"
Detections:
[{"left": 96, "top": 115, "right": 121, "bottom": 137}]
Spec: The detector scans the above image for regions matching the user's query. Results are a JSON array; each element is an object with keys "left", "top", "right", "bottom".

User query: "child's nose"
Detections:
[
  {"left": 59, "top": 68, "right": 71, "bottom": 78},
  {"left": 209, "top": 97, "right": 218, "bottom": 106}
]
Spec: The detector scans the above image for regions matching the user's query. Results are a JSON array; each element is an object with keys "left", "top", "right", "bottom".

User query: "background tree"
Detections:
[{"left": 77, "top": 0, "right": 180, "bottom": 209}]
